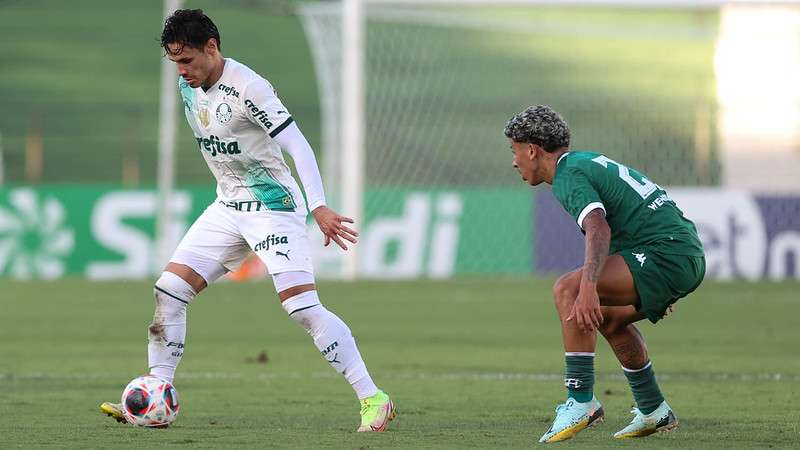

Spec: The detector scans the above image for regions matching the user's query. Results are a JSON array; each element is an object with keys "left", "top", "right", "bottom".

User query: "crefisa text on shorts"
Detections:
[{"left": 254, "top": 234, "right": 289, "bottom": 252}]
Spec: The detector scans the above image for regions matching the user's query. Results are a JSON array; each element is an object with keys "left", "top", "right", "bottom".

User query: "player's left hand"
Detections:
[
  {"left": 567, "top": 284, "right": 603, "bottom": 333},
  {"left": 312, "top": 206, "right": 359, "bottom": 250}
]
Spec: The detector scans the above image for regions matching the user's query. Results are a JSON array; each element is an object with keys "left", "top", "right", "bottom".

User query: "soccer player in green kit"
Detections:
[{"left": 504, "top": 105, "right": 705, "bottom": 443}]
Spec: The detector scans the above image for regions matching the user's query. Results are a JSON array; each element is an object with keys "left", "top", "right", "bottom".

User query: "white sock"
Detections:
[
  {"left": 283, "top": 291, "right": 379, "bottom": 399},
  {"left": 147, "top": 272, "right": 195, "bottom": 384}
]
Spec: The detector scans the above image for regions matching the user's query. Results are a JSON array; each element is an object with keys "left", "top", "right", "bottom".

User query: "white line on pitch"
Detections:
[{"left": 1, "top": 371, "right": 797, "bottom": 382}]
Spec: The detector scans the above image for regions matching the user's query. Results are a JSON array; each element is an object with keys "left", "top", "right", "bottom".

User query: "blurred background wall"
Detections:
[{"left": 0, "top": 0, "right": 798, "bottom": 280}]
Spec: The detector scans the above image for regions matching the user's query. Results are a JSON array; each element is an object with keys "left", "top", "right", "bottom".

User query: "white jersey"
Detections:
[{"left": 178, "top": 58, "right": 305, "bottom": 212}]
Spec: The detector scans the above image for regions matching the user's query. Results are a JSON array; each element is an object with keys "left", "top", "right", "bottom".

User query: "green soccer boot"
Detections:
[{"left": 357, "top": 390, "right": 396, "bottom": 432}]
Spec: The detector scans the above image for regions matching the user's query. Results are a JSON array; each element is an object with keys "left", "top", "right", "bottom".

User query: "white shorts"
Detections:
[{"left": 170, "top": 201, "right": 313, "bottom": 283}]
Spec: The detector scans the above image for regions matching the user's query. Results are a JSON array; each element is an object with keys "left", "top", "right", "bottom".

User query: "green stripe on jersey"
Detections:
[
  {"left": 179, "top": 78, "right": 195, "bottom": 111},
  {"left": 245, "top": 166, "right": 296, "bottom": 212}
]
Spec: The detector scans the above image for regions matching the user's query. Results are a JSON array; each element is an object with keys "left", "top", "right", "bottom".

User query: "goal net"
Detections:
[{"left": 298, "top": 1, "right": 800, "bottom": 280}]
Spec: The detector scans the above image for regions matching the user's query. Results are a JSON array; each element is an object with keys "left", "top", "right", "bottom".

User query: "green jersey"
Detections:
[{"left": 551, "top": 151, "right": 703, "bottom": 256}]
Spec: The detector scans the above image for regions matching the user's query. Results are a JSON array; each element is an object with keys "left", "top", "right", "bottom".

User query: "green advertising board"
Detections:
[
  {"left": 361, "top": 189, "right": 533, "bottom": 277},
  {"left": 0, "top": 186, "right": 532, "bottom": 279}
]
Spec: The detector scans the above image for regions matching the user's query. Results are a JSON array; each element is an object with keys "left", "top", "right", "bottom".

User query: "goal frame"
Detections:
[{"left": 336, "top": 0, "right": 762, "bottom": 279}]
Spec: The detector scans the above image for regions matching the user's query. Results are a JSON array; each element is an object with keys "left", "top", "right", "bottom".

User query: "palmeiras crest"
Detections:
[{"left": 216, "top": 102, "right": 233, "bottom": 124}]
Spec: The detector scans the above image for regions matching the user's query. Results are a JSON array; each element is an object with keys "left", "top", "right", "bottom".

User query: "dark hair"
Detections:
[
  {"left": 161, "top": 9, "right": 221, "bottom": 54},
  {"left": 504, "top": 105, "right": 570, "bottom": 152}
]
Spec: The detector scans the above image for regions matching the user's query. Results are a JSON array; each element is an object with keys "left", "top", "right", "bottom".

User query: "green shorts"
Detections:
[{"left": 619, "top": 248, "right": 706, "bottom": 323}]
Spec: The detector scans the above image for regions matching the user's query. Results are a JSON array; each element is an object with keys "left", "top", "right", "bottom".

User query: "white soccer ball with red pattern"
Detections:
[{"left": 121, "top": 375, "right": 180, "bottom": 427}]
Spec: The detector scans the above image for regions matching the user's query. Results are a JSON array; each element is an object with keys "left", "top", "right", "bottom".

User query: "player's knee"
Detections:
[
  {"left": 598, "top": 317, "right": 622, "bottom": 336},
  {"left": 552, "top": 272, "right": 579, "bottom": 312},
  {"left": 152, "top": 272, "right": 195, "bottom": 318},
  {"left": 598, "top": 311, "right": 633, "bottom": 336},
  {"left": 148, "top": 273, "right": 194, "bottom": 343},
  {"left": 274, "top": 271, "right": 320, "bottom": 313},
  {"left": 273, "top": 271, "right": 316, "bottom": 298}
]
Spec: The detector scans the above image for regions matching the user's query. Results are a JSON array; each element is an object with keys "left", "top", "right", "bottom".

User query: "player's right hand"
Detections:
[{"left": 567, "top": 284, "right": 604, "bottom": 333}]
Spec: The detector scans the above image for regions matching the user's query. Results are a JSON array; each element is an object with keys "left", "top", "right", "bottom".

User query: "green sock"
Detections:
[
  {"left": 565, "top": 354, "right": 594, "bottom": 403},
  {"left": 624, "top": 361, "right": 664, "bottom": 415}
]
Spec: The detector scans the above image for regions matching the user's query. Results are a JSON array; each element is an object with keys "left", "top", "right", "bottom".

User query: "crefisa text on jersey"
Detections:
[
  {"left": 253, "top": 234, "right": 289, "bottom": 252},
  {"left": 194, "top": 135, "right": 241, "bottom": 157},
  {"left": 244, "top": 99, "right": 273, "bottom": 129},
  {"left": 218, "top": 83, "right": 240, "bottom": 98}
]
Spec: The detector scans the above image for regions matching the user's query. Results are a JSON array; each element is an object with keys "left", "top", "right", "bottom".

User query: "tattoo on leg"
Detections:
[
  {"left": 611, "top": 340, "right": 646, "bottom": 368},
  {"left": 607, "top": 326, "right": 648, "bottom": 369}
]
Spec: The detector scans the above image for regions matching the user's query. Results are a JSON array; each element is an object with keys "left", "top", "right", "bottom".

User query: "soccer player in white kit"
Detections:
[{"left": 100, "top": 9, "right": 395, "bottom": 432}]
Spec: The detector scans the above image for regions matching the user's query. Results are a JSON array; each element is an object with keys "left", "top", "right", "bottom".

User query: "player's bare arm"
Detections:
[
  {"left": 567, "top": 208, "right": 610, "bottom": 333},
  {"left": 312, "top": 205, "right": 359, "bottom": 250}
]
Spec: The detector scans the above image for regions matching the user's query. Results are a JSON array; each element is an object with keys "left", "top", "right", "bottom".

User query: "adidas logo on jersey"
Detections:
[
  {"left": 253, "top": 234, "right": 289, "bottom": 252},
  {"left": 218, "top": 83, "right": 240, "bottom": 98},
  {"left": 194, "top": 135, "right": 241, "bottom": 157},
  {"left": 244, "top": 99, "right": 274, "bottom": 129}
]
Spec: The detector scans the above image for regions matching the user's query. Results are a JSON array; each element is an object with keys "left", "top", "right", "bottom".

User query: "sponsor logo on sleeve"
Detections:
[{"left": 244, "top": 99, "right": 274, "bottom": 129}]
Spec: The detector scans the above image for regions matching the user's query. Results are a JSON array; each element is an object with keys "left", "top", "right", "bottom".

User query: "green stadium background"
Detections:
[{"left": 0, "top": 0, "right": 798, "bottom": 280}]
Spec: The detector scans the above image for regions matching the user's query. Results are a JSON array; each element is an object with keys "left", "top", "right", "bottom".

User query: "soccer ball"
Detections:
[{"left": 121, "top": 375, "right": 180, "bottom": 427}]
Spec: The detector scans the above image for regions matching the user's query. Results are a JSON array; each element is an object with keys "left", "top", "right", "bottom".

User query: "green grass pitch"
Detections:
[{"left": 1, "top": 278, "right": 798, "bottom": 448}]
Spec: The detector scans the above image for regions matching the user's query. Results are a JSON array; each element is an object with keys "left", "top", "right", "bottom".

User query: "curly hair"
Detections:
[
  {"left": 161, "top": 9, "right": 221, "bottom": 55},
  {"left": 503, "top": 105, "right": 570, "bottom": 152}
]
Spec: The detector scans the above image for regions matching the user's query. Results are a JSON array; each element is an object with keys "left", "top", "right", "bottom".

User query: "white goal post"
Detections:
[
  {"left": 341, "top": 0, "right": 366, "bottom": 280},
  {"left": 155, "top": 0, "right": 183, "bottom": 272}
]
